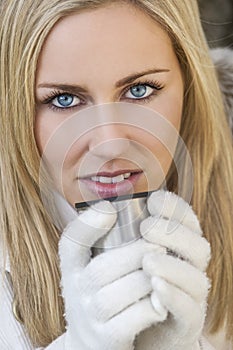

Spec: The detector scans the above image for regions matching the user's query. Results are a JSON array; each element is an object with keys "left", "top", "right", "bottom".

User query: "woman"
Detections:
[{"left": 0, "top": 0, "right": 233, "bottom": 349}]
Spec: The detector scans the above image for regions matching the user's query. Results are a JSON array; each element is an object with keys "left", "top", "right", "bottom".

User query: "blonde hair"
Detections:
[{"left": 0, "top": 0, "right": 233, "bottom": 346}]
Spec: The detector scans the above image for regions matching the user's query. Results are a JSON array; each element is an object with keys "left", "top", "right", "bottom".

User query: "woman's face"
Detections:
[{"left": 35, "top": 3, "right": 184, "bottom": 206}]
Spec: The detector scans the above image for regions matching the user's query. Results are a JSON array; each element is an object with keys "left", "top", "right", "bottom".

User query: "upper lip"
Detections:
[{"left": 79, "top": 169, "right": 142, "bottom": 179}]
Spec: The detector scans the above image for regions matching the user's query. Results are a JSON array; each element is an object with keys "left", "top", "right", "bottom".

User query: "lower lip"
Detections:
[{"left": 79, "top": 172, "right": 143, "bottom": 199}]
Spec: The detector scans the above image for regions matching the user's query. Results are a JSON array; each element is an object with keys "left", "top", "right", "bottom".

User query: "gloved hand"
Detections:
[
  {"left": 58, "top": 200, "right": 167, "bottom": 350},
  {"left": 135, "top": 190, "right": 211, "bottom": 350}
]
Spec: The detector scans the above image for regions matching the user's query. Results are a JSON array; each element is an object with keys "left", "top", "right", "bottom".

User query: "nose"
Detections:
[{"left": 89, "top": 123, "right": 130, "bottom": 160}]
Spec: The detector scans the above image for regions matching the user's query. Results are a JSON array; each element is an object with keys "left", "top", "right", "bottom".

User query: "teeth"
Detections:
[
  {"left": 91, "top": 176, "right": 99, "bottom": 182},
  {"left": 123, "top": 172, "right": 131, "bottom": 179},
  {"left": 91, "top": 173, "right": 132, "bottom": 184},
  {"left": 112, "top": 174, "right": 124, "bottom": 183},
  {"left": 99, "top": 176, "right": 112, "bottom": 184}
]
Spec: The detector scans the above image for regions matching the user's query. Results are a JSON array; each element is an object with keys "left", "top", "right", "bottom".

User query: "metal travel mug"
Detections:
[{"left": 75, "top": 191, "right": 151, "bottom": 256}]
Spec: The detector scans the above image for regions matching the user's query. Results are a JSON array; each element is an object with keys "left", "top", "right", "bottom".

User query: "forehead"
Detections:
[{"left": 36, "top": 3, "right": 175, "bottom": 84}]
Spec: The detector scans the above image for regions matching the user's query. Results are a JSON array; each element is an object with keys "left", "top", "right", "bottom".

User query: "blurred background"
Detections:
[{"left": 198, "top": 0, "right": 233, "bottom": 48}]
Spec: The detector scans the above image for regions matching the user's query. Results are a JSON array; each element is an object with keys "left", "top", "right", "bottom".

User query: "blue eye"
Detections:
[
  {"left": 52, "top": 94, "right": 81, "bottom": 108},
  {"left": 125, "top": 84, "right": 154, "bottom": 99}
]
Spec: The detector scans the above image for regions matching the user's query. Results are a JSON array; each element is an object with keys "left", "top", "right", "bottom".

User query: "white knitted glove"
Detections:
[
  {"left": 134, "top": 190, "right": 211, "bottom": 350},
  {"left": 58, "top": 200, "right": 167, "bottom": 350}
]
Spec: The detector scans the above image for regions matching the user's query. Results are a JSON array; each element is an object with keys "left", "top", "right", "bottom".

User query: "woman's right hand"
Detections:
[{"left": 58, "top": 201, "right": 165, "bottom": 350}]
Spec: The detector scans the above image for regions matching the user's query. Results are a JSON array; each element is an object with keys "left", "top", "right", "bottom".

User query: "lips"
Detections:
[{"left": 79, "top": 170, "right": 143, "bottom": 199}]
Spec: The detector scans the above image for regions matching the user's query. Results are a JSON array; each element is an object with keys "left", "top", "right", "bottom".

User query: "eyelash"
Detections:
[
  {"left": 41, "top": 90, "right": 86, "bottom": 112},
  {"left": 123, "top": 79, "right": 164, "bottom": 102},
  {"left": 41, "top": 79, "right": 164, "bottom": 112}
]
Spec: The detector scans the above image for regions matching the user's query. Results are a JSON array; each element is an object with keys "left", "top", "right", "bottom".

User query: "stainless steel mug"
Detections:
[{"left": 75, "top": 191, "right": 151, "bottom": 256}]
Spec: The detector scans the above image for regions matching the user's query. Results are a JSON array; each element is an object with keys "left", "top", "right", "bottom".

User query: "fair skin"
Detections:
[{"left": 35, "top": 2, "right": 184, "bottom": 206}]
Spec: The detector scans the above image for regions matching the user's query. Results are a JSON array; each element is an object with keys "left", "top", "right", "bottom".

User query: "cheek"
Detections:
[
  {"left": 34, "top": 117, "right": 44, "bottom": 156},
  {"left": 34, "top": 115, "right": 88, "bottom": 198},
  {"left": 34, "top": 112, "right": 72, "bottom": 191},
  {"left": 34, "top": 111, "right": 56, "bottom": 156},
  {"left": 149, "top": 68, "right": 184, "bottom": 133},
  {"left": 34, "top": 110, "right": 80, "bottom": 162},
  {"left": 138, "top": 130, "right": 177, "bottom": 165},
  {"left": 138, "top": 90, "right": 183, "bottom": 173},
  {"left": 154, "top": 91, "right": 183, "bottom": 132}
]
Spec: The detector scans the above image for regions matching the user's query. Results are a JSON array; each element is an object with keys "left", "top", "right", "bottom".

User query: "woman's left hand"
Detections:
[{"left": 135, "top": 190, "right": 211, "bottom": 350}]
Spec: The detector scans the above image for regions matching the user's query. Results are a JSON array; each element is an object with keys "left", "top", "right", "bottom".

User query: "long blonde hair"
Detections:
[{"left": 0, "top": 0, "right": 233, "bottom": 346}]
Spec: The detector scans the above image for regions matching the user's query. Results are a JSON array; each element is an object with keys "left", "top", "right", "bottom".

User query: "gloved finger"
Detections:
[
  {"left": 59, "top": 201, "right": 117, "bottom": 273},
  {"left": 89, "top": 270, "right": 152, "bottom": 322},
  {"left": 140, "top": 216, "right": 211, "bottom": 271},
  {"left": 151, "top": 291, "right": 168, "bottom": 320},
  {"left": 107, "top": 297, "right": 166, "bottom": 343},
  {"left": 79, "top": 239, "right": 165, "bottom": 294},
  {"left": 147, "top": 190, "right": 202, "bottom": 235},
  {"left": 151, "top": 276, "right": 205, "bottom": 335},
  {"left": 143, "top": 252, "right": 210, "bottom": 303}
]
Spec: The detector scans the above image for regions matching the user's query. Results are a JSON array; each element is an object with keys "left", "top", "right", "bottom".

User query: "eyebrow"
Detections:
[
  {"left": 115, "top": 68, "right": 170, "bottom": 87},
  {"left": 37, "top": 68, "right": 170, "bottom": 93},
  {"left": 37, "top": 83, "right": 88, "bottom": 95}
]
